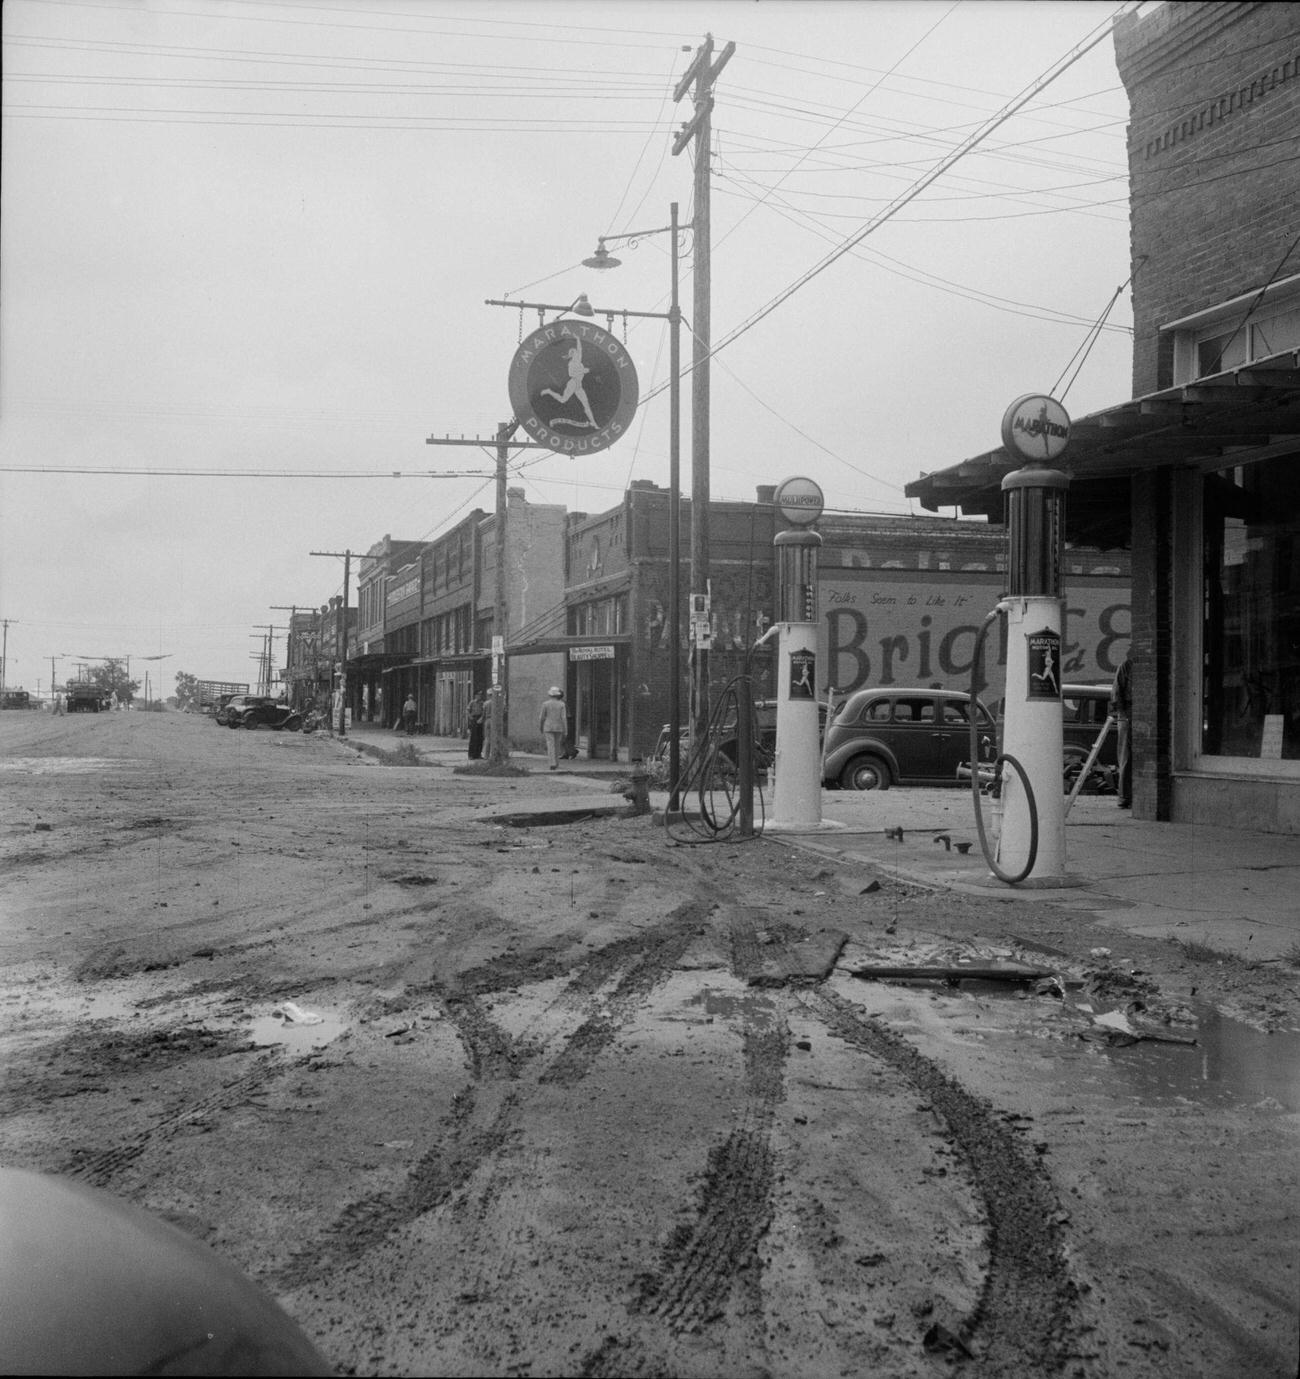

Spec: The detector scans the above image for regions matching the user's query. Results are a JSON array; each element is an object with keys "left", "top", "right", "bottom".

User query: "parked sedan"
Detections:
[
  {"left": 224, "top": 696, "right": 300, "bottom": 730},
  {"left": 214, "top": 694, "right": 263, "bottom": 726},
  {"left": 822, "top": 688, "right": 996, "bottom": 790}
]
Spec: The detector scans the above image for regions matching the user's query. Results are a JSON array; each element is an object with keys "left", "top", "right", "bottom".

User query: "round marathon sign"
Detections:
[
  {"left": 508, "top": 318, "right": 639, "bottom": 456},
  {"left": 1000, "top": 393, "right": 1071, "bottom": 463},
  {"left": 773, "top": 475, "right": 825, "bottom": 525}
]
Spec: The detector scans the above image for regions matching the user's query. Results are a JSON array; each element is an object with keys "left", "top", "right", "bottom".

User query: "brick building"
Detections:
[
  {"left": 506, "top": 482, "right": 1127, "bottom": 763},
  {"left": 908, "top": 2, "right": 1300, "bottom": 833}
]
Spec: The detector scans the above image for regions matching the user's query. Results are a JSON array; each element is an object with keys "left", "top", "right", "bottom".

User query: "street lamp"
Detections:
[{"left": 583, "top": 203, "right": 687, "bottom": 810}]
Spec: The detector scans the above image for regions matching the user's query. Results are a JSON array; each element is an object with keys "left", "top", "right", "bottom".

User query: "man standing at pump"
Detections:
[{"left": 1111, "top": 653, "right": 1132, "bottom": 809}]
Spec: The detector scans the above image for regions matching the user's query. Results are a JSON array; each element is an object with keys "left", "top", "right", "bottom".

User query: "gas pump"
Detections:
[
  {"left": 765, "top": 477, "right": 843, "bottom": 834},
  {"left": 969, "top": 395, "right": 1076, "bottom": 886}
]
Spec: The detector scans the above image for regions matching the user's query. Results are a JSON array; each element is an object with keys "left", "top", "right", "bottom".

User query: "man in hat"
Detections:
[{"left": 539, "top": 686, "right": 567, "bottom": 770}]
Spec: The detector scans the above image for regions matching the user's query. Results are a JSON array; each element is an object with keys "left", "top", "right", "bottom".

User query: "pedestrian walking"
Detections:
[
  {"left": 1111, "top": 654, "right": 1132, "bottom": 808},
  {"left": 402, "top": 693, "right": 417, "bottom": 737},
  {"left": 466, "top": 690, "right": 486, "bottom": 760},
  {"left": 539, "top": 686, "right": 567, "bottom": 770}
]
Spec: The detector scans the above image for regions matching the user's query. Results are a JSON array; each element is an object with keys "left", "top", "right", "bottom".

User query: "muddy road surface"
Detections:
[{"left": 2, "top": 711, "right": 1297, "bottom": 1377}]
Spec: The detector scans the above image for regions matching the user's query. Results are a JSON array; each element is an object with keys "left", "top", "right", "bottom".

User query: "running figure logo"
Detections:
[
  {"left": 540, "top": 337, "right": 597, "bottom": 430},
  {"left": 507, "top": 317, "right": 639, "bottom": 457},
  {"left": 1026, "top": 629, "right": 1062, "bottom": 700}
]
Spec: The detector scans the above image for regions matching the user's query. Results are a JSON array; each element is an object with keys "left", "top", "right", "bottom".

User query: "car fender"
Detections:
[{"left": 822, "top": 736, "right": 900, "bottom": 784}]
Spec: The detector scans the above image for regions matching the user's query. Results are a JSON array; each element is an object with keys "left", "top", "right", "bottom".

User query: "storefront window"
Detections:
[{"left": 1201, "top": 456, "right": 1300, "bottom": 762}]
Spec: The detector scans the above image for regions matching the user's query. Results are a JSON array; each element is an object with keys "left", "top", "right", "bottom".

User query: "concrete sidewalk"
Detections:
[
  {"left": 340, "top": 724, "right": 1299, "bottom": 965},
  {"left": 777, "top": 790, "right": 1300, "bottom": 965}
]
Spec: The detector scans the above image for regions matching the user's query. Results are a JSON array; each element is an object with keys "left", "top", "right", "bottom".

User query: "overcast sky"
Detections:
[{"left": 0, "top": 0, "right": 1142, "bottom": 697}]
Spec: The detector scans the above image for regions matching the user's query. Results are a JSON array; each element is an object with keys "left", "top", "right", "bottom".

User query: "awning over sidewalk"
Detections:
[{"left": 905, "top": 351, "right": 1300, "bottom": 549}]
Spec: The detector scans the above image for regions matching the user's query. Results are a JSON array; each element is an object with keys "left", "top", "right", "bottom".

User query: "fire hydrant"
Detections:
[{"left": 622, "top": 766, "right": 650, "bottom": 816}]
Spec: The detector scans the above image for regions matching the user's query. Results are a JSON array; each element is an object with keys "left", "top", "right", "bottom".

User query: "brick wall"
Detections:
[{"left": 1114, "top": 2, "right": 1300, "bottom": 393}]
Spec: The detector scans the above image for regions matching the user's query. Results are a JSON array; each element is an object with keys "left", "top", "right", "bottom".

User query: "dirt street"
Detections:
[{"left": 2, "top": 710, "right": 1297, "bottom": 1377}]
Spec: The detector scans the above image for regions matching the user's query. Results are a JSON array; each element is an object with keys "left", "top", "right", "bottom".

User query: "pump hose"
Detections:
[{"left": 969, "top": 606, "right": 1039, "bottom": 885}]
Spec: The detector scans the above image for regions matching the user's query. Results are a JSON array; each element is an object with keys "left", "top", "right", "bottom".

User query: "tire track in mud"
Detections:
[
  {"left": 265, "top": 898, "right": 716, "bottom": 1296},
  {"left": 539, "top": 903, "right": 709, "bottom": 1087},
  {"left": 799, "top": 986, "right": 1078, "bottom": 1374},
  {"left": 582, "top": 914, "right": 790, "bottom": 1377},
  {"left": 635, "top": 1018, "right": 785, "bottom": 1331},
  {"left": 62, "top": 1053, "right": 289, "bottom": 1188}
]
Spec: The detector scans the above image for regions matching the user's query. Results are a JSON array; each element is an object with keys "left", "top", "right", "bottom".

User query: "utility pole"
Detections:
[
  {"left": 425, "top": 426, "right": 551, "bottom": 766},
  {"left": 0, "top": 618, "right": 15, "bottom": 690},
  {"left": 490, "top": 420, "right": 514, "bottom": 764},
  {"left": 674, "top": 34, "right": 734, "bottom": 741},
  {"left": 311, "top": 551, "right": 357, "bottom": 735},
  {"left": 270, "top": 606, "right": 306, "bottom": 707},
  {"left": 250, "top": 627, "right": 275, "bottom": 696}
]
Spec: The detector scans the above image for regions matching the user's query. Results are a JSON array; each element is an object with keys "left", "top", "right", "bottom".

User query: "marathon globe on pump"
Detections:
[
  {"left": 508, "top": 317, "right": 639, "bottom": 456},
  {"left": 1000, "top": 394, "right": 1071, "bottom": 463},
  {"left": 773, "top": 475, "right": 825, "bottom": 525}
]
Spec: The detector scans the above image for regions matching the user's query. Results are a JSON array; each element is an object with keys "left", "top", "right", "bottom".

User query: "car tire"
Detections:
[
  {"left": 284, "top": 714, "right": 302, "bottom": 732},
  {"left": 840, "top": 755, "right": 890, "bottom": 791},
  {"left": 243, "top": 716, "right": 259, "bottom": 729}
]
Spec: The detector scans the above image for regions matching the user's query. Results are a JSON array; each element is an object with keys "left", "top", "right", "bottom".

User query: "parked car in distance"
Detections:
[
  {"left": 217, "top": 694, "right": 278, "bottom": 728},
  {"left": 228, "top": 697, "right": 301, "bottom": 731},
  {"left": 822, "top": 687, "right": 996, "bottom": 791}
]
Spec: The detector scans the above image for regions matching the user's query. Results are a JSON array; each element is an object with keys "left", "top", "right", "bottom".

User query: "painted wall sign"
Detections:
[
  {"left": 508, "top": 318, "right": 639, "bottom": 456},
  {"left": 789, "top": 649, "right": 817, "bottom": 699},
  {"left": 819, "top": 568, "right": 1129, "bottom": 704},
  {"left": 1001, "top": 394, "right": 1071, "bottom": 463},
  {"left": 1025, "top": 627, "right": 1063, "bottom": 700}
]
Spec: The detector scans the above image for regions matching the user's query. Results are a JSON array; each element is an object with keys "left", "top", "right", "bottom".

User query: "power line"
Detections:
[
  {"left": 0, "top": 465, "right": 490, "bottom": 478},
  {"left": 703, "top": 7, "right": 1131, "bottom": 369}
]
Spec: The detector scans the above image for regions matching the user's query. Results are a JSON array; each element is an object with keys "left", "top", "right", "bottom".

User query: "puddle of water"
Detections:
[
  {"left": 1084, "top": 1006, "right": 1300, "bottom": 1112},
  {"left": 249, "top": 1008, "right": 348, "bottom": 1052}
]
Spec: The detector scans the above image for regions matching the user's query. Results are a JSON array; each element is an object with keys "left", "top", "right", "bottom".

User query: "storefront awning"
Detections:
[
  {"left": 905, "top": 351, "right": 1300, "bottom": 549},
  {"left": 349, "top": 651, "right": 414, "bottom": 673}
]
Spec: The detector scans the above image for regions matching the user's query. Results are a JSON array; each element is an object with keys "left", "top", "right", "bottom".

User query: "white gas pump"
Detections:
[
  {"left": 972, "top": 395, "right": 1077, "bottom": 886},
  {"left": 764, "top": 477, "right": 843, "bottom": 835}
]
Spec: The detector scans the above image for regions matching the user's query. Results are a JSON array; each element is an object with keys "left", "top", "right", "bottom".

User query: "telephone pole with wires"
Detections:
[
  {"left": 310, "top": 551, "right": 360, "bottom": 735},
  {"left": 425, "top": 422, "right": 553, "bottom": 766},
  {"left": 673, "top": 34, "right": 734, "bottom": 743}
]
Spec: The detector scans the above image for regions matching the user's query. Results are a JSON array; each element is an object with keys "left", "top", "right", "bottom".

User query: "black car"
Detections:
[
  {"left": 653, "top": 699, "right": 830, "bottom": 777},
  {"left": 821, "top": 688, "right": 997, "bottom": 790},
  {"left": 224, "top": 696, "right": 300, "bottom": 731}
]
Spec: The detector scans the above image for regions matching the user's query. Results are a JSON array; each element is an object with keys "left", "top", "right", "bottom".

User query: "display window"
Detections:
[{"left": 1200, "top": 455, "right": 1300, "bottom": 766}]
